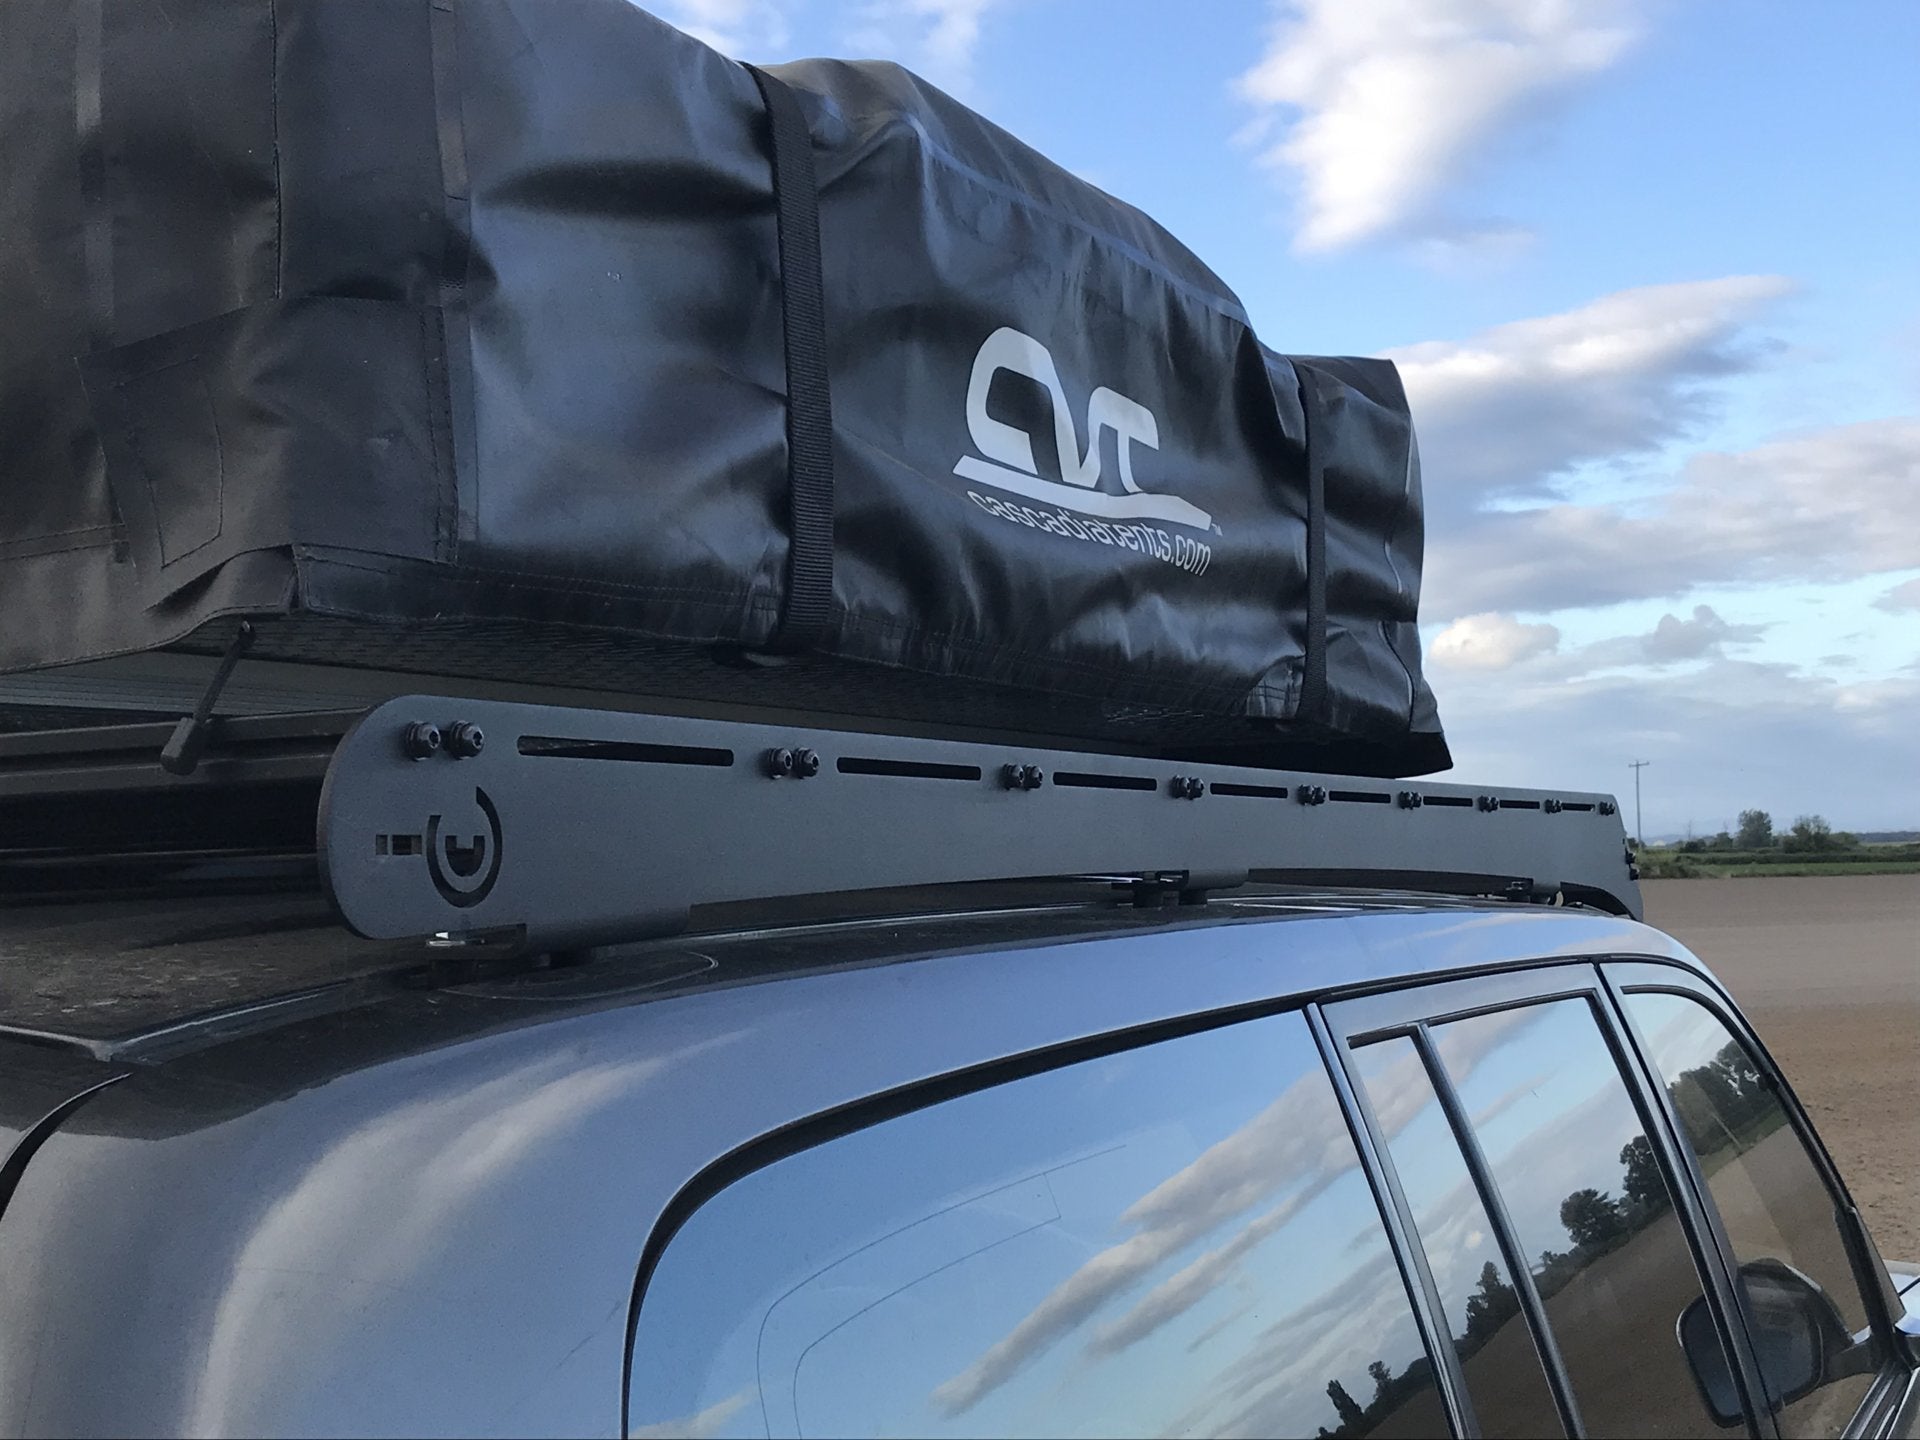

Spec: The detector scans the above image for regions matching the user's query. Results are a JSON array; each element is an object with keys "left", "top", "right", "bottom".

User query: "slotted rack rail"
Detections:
[{"left": 2, "top": 695, "right": 1641, "bottom": 949}]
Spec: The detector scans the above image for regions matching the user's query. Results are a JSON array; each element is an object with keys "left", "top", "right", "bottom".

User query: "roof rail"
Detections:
[{"left": 317, "top": 696, "right": 1641, "bottom": 952}]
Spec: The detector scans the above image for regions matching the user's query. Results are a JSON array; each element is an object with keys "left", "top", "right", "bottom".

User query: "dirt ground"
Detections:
[{"left": 1641, "top": 874, "right": 1920, "bottom": 1260}]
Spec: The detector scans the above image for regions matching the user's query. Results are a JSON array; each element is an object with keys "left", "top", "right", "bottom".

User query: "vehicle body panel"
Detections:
[{"left": 0, "top": 900, "right": 1815, "bottom": 1438}]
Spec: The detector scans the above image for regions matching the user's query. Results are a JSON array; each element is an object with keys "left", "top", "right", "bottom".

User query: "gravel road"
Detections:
[{"left": 1642, "top": 874, "right": 1919, "bottom": 1260}]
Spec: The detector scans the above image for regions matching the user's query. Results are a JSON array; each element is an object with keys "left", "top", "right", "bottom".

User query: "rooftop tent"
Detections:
[{"left": 0, "top": 0, "right": 1448, "bottom": 777}]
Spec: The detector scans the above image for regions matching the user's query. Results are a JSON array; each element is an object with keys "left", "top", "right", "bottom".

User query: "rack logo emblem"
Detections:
[
  {"left": 427, "top": 787, "right": 504, "bottom": 908},
  {"left": 954, "top": 327, "right": 1214, "bottom": 575},
  {"left": 953, "top": 326, "right": 1213, "bottom": 531}
]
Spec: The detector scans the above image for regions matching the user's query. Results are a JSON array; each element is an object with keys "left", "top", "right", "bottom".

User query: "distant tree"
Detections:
[
  {"left": 1668, "top": 1041, "right": 1777, "bottom": 1155},
  {"left": 1327, "top": 1379, "right": 1366, "bottom": 1434},
  {"left": 1834, "top": 831, "right": 1859, "bottom": 850},
  {"left": 1368, "top": 1360, "right": 1393, "bottom": 1403},
  {"left": 1463, "top": 1261, "right": 1521, "bottom": 1346},
  {"left": 1736, "top": 809, "right": 1774, "bottom": 849},
  {"left": 1533, "top": 1246, "right": 1581, "bottom": 1301},
  {"left": 1709, "top": 830, "right": 1735, "bottom": 850},
  {"left": 1560, "top": 1188, "right": 1629, "bottom": 1249},
  {"left": 1619, "top": 1135, "right": 1666, "bottom": 1213},
  {"left": 1783, "top": 814, "right": 1835, "bottom": 853}
]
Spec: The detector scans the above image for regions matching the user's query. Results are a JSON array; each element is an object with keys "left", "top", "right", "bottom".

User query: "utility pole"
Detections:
[{"left": 1628, "top": 760, "right": 1651, "bottom": 848}]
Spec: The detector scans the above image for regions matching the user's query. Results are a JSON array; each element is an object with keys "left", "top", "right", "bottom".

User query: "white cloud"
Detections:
[
  {"left": 1873, "top": 576, "right": 1920, "bottom": 612},
  {"left": 650, "top": 0, "right": 791, "bottom": 56},
  {"left": 1436, "top": 607, "right": 1791, "bottom": 686},
  {"left": 1430, "top": 612, "right": 1562, "bottom": 670},
  {"left": 844, "top": 0, "right": 1013, "bottom": 96},
  {"left": 1390, "top": 275, "right": 1794, "bottom": 509},
  {"left": 629, "top": 1388, "right": 751, "bottom": 1440},
  {"left": 933, "top": 1075, "right": 1351, "bottom": 1413},
  {"left": 1423, "top": 416, "right": 1920, "bottom": 618},
  {"left": 932, "top": 1010, "right": 1541, "bottom": 1425},
  {"left": 1640, "top": 605, "right": 1767, "bottom": 662},
  {"left": 1236, "top": 0, "right": 1640, "bottom": 251}
]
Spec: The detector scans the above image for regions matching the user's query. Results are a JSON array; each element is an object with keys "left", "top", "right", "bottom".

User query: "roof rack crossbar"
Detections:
[{"left": 317, "top": 696, "right": 1642, "bottom": 950}]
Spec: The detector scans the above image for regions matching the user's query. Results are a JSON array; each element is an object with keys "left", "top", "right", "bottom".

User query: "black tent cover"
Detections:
[{"left": 0, "top": 0, "right": 1450, "bottom": 776}]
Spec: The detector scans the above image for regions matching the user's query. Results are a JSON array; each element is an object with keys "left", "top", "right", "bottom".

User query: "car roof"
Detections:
[{"left": 1, "top": 882, "right": 1689, "bottom": 1061}]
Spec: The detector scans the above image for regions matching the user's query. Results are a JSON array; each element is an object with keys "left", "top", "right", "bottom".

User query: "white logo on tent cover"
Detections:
[{"left": 952, "top": 327, "right": 1213, "bottom": 531}]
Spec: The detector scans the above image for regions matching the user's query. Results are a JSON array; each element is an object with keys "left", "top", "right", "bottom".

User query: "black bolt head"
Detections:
[
  {"left": 794, "top": 747, "right": 821, "bottom": 778},
  {"left": 402, "top": 721, "right": 443, "bottom": 760},
  {"left": 1296, "top": 785, "right": 1327, "bottom": 806},
  {"left": 765, "top": 747, "right": 797, "bottom": 778},
  {"left": 445, "top": 721, "right": 485, "bottom": 758},
  {"left": 1397, "top": 790, "right": 1423, "bottom": 809},
  {"left": 1477, "top": 794, "right": 1500, "bottom": 813}
]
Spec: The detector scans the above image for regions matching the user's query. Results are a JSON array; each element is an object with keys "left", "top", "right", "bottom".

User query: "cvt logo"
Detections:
[
  {"left": 427, "top": 786, "right": 504, "bottom": 908},
  {"left": 952, "top": 326, "right": 1213, "bottom": 531}
]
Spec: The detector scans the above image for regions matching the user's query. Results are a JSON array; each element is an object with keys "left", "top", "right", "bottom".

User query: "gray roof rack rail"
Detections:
[{"left": 318, "top": 695, "right": 1642, "bottom": 951}]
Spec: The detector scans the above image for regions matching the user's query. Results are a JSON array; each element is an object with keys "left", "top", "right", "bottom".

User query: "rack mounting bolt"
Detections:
[
  {"left": 402, "top": 722, "right": 443, "bottom": 760},
  {"left": 1543, "top": 797, "right": 1563, "bottom": 814},
  {"left": 765, "top": 747, "right": 797, "bottom": 778},
  {"left": 1170, "top": 775, "right": 1205, "bottom": 800},
  {"left": 444, "top": 722, "right": 485, "bottom": 759},
  {"left": 1397, "top": 790, "right": 1423, "bottom": 809},
  {"left": 1598, "top": 799, "right": 1617, "bottom": 816},
  {"left": 1477, "top": 794, "right": 1500, "bottom": 813},
  {"left": 1296, "top": 784, "right": 1327, "bottom": 806},
  {"left": 793, "top": 747, "right": 821, "bottom": 778},
  {"left": 1002, "top": 763, "right": 1044, "bottom": 791}
]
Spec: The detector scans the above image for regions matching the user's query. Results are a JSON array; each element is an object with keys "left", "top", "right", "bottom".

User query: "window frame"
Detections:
[
  {"left": 1321, "top": 962, "right": 1772, "bottom": 1439},
  {"left": 1603, "top": 959, "right": 1914, "bottom": 1439}
]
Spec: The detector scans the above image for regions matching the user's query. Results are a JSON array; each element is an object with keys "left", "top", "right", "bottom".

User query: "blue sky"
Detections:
[{"left": 660, "top": 0, "right": 1919, "bottom": 834}]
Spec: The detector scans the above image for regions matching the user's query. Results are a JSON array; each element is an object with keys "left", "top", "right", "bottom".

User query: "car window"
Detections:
[
  {"left": 1351, "top": 1036, "right": 1565, "bottom": 1439},
  {"left": 1624, "top": 990, "right": 1883, "bottom": 1438},
  {"left": 1428, "top": 1000, "right": 1734, "bottom": 1437},
  {"left": 628, "top": 1010, "right": 1449, "bottom": 1439}
]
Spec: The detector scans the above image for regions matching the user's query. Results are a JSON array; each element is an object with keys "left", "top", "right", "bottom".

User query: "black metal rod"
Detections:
[{"left": 159, "top": 621, "right": 257, "bottom": 776}]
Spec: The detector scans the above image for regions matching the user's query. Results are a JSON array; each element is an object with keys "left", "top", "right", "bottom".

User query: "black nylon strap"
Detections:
[
  {"left": 746, "top": 65, "right": 835, "bottom": 654},
  {"left": 1295, "top": 365, "right": 1330, "bottom": 725}
]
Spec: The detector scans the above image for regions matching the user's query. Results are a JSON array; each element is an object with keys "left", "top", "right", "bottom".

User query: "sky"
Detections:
[{"left": 654, "top": 0, "right": 1919, "bottom": 836}]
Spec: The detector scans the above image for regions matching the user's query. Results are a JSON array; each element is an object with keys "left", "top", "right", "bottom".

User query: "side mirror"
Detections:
[{"left": 1678, "top": 1258, "right": 1862, "bottom": 1425}]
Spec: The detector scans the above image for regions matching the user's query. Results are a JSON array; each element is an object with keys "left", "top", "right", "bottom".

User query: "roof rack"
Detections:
[
  {"left": 1, "top": 693, "right": 1642, "bottom": 941},
  {"left": 290, "top": 695, "right": 1642, "bottom": 951}
]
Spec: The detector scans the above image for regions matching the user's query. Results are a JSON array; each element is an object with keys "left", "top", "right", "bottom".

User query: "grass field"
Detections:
[
  {"left": 1638, "top": 846, "right": 1920, "bottom": 880},
  {"left": 1710, "top": 860, "right": 1920, "bottom": 878}
]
